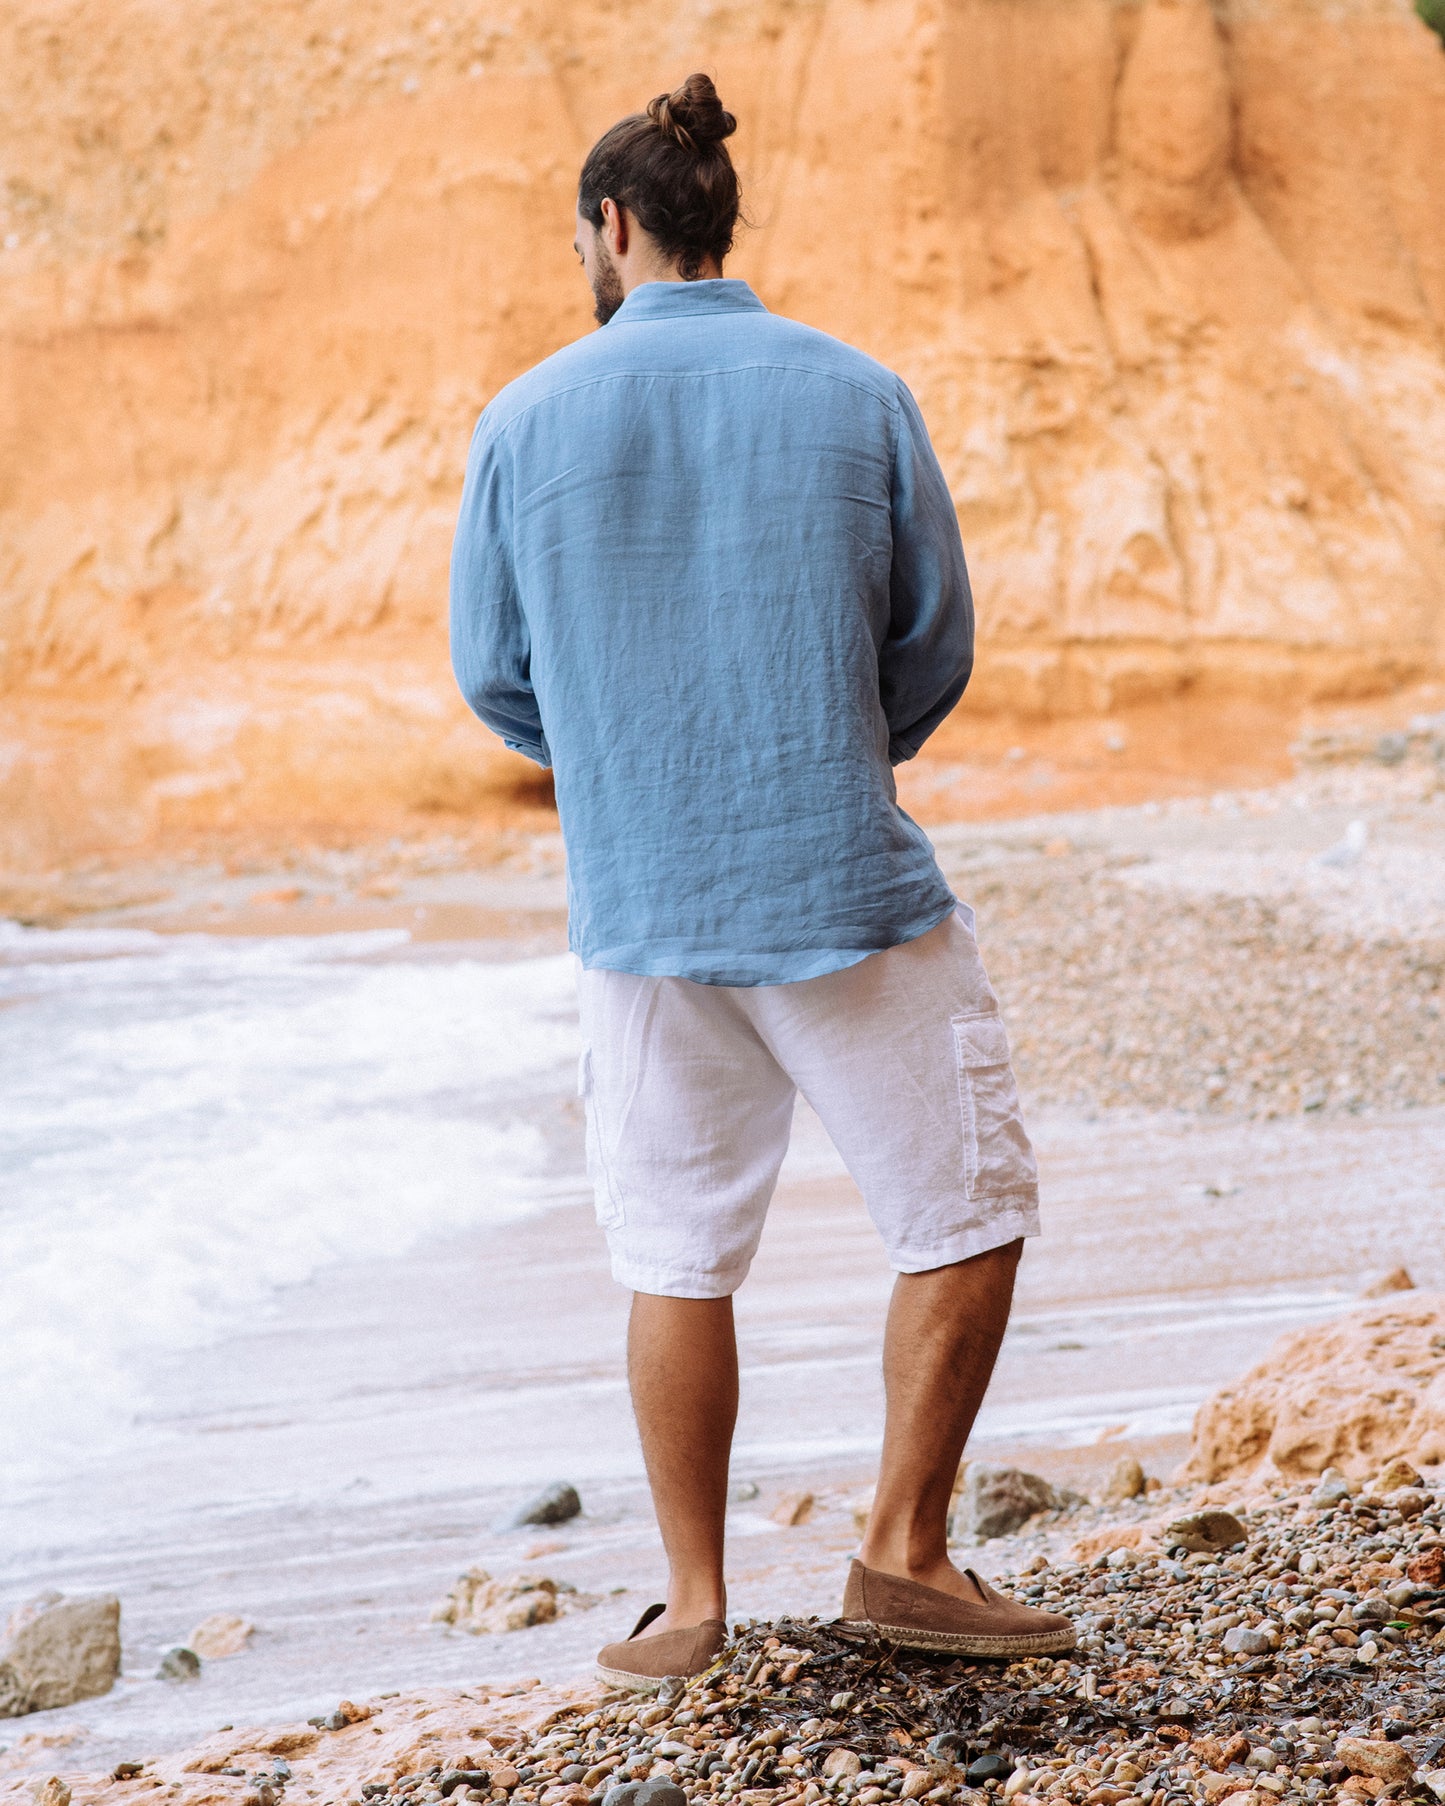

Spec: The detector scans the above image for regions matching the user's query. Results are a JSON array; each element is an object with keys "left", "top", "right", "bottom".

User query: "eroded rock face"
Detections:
[
  {"left": 1115, "top": 0, "right": 1235, "bottom": 239},
  {"left": 0, "top": 1594, "right": 122, "bottom": 1717},
  {"left": 1, "top": 0, "right": 1443, "bottom": 862},
  {"left": 1182, "top": 1293, "right": 1445, "bottom": 1483}
]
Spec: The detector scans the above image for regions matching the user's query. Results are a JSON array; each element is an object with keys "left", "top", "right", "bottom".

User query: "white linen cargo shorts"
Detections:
[{"left": 575, "top": 906, "right": 1040, "bottom": 1298}]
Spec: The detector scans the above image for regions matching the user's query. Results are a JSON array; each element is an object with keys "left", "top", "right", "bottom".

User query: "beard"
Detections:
[{"left": 590, "top": 243, "right": 625, "bottom": 325}]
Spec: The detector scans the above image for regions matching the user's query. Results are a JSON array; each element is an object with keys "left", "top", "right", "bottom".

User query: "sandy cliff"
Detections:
[{"left": 3, "top": 0, "right": 1444, "bottom": 863}]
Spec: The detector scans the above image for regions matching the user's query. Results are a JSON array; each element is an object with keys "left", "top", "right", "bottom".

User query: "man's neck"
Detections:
[{"left": 620, "top": 259, "right": 724, "bottom": 302}]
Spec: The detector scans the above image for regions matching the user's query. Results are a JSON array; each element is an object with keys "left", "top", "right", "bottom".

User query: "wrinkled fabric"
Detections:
[
  {"left": 576, "top": 908, "right": 1039, "bottom": 1299},
  {"left": 450, "top": 278, "right": 972, "bottom": 985}
]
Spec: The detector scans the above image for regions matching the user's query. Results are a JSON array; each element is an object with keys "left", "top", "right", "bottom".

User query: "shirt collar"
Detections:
[{"left": 610, "top": 279, "right": 768, "bottom": 323}]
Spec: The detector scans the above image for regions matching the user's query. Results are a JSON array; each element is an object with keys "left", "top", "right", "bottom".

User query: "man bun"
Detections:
[
  {"left": 647, "top": 74, "right": 737, "bottom": 154},
  {"left": 578, "top": 74, "right": 743, "bottom": 281}
]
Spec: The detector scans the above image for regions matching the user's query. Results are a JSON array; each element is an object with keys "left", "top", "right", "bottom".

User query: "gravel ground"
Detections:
[
  {"left": 936, "top": 761, "right": 1445, "bottom": 1120},
  {"left": 325, "top": 1469, "right": 1445, "bottom": 1806},
  {"left": 26, "top": 1472, "right": 1445, "bottom": 1806}
]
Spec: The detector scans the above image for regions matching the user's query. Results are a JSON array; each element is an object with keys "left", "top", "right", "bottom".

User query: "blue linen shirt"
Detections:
[{"left": 450, "top": 279, "right": 972, "bottom": 985}]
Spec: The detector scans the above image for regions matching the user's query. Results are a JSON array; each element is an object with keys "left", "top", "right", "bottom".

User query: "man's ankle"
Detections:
[
  {"left": 856, "top": 1541, "right": 951, "bottom": 1584},
  {"left": 662, "top": 1589, "right": 727, "bottom": 1627}
]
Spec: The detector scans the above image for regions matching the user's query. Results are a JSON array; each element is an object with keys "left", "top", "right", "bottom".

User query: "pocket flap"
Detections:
[{"left": 953, "top": 1012, "right": 1011, "bottom": 1068}]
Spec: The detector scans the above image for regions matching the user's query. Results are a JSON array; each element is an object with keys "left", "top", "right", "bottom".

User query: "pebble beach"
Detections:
[{"left": 14, "top": 1462, "right": 1445, "bottom": 1806}]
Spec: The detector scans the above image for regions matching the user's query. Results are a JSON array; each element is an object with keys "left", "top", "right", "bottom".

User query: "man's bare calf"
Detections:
[{"left": 629, "top": 1238, "right": 1021, "bottom": 1634}]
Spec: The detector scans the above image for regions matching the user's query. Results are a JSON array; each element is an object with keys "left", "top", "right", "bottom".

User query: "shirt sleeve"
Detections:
[
  {"left": 449, "top": 414, "right": 552, "bottom": 768},
  {"left": 880, "top": 380, "right": 974, "bottom": 765}
]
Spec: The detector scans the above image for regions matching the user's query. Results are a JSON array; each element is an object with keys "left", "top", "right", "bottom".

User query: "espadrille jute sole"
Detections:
[
  {"left": 852, "top": 1618, "right": 1077, "bottom": 1657},
  {"left": 594, "top": 1661, "right": 670, "bottom": 1693}
]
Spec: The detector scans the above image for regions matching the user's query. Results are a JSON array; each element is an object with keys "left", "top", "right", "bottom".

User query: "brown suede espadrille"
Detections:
[
  {"left": 841, "top": 1559, "right": 1076, "bottom": 1656},
  {"left": 596, "top": 1603, "right": 728, "bottom": 1692}
]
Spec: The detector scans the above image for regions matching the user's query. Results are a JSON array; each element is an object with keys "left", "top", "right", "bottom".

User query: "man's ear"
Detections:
[{"left": 600, "top": 196, "right": 629, "bottom": 258}]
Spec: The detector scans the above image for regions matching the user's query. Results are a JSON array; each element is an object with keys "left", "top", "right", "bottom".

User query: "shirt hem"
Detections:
[{"left": 575, "top": 895, "right": 959, "bottom": 987}]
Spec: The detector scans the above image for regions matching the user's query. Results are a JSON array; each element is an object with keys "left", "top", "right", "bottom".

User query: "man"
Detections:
[{"left": 450, "top": 73, "right": 1073, "bottom": 1689}]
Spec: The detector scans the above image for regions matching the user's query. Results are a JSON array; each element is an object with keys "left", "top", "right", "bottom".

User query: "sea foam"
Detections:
[{"left": 0, "top": 925, "right": 583, "bottom": 1483}]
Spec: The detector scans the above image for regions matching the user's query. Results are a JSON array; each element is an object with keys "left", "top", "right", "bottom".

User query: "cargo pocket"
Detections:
[
  {"left": 952, "top": 1012, "right": 1039, "bottom": 1200},
  {"left": 579, "top": 1046, "right": 626, "bottom": 1229}
]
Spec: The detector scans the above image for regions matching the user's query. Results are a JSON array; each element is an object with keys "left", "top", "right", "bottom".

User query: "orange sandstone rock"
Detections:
[{"left": 1182, "top": 1294, "right": 1445, "bottom": 1484}]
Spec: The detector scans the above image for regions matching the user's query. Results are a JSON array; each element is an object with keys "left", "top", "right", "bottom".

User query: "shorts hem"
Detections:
[
  {"left": 609, "top": 1254, "right": 752, "bottom": 1300},
  {"left": 886, "top": 1195, "right": 1040, "bottom": 1274}
]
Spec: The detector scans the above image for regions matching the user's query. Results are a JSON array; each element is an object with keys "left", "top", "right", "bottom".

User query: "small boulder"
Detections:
[
  {"left": 604, "top": 1783, "right": 687, "bottom": 1806},
  {"left": 431, "top": 1569, "right": 562, "bottom": 1634},
  {"left": 1164, "top": 1509, "right": 1247, "bottom": 1554},
  {"left": 30, "top": 1780, "right": 70, "bottom": 1806},
  {"left": 1337, "top": 1739, "right": 1415, "bottom": 1786},
  {"left": 1, "top": 1595, "right": 121, "bottom": 1716},
  {"left": 500, "top": 1482, "right": 581, "bottom": 1530},
  {"left": 190, "top": 1614, "right": 254, "bottom": 1660},
  {"left": 770, "top": 1491, "right": 815, "bottom": 1527},
  {"left": 637, "top": 1785, "right": 689, "bottom": 1806},
  {"left": 1373, "top": 1458, "right": 1424, "bottom": 1494},
  {"left": 1102, "top": 1455, "right": 1146, "bottom": 1503},
  {"left": 157, "top": 1647, "right": 201, "bottom": 1682},
  {"left": 1408, "top": 1547, "right": 1445, "bottom": 1586},
  {"left": 959, "top": 1464, "right": 1060, "bottom": 1540},
  {"left": 1359, "top": 1266, "right": 1414, "bottom": 1299},
  {"left": 439, "top": 1773, "right": 493, "bottom": 1798},
  {"left": 1311, "top": 1468, "right": 1356, "bottom": 1508}
]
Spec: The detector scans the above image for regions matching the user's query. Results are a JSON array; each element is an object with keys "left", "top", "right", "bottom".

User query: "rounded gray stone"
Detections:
[
  {"left": 502, "top": 1481, "right": 582, "bottom": 1529},
  {"left": 631, "top": 1783, "right": 687, "bottom": 1806},
  {"left": 157, "top": 1645, "right": 202, "bottom": 1682}
]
